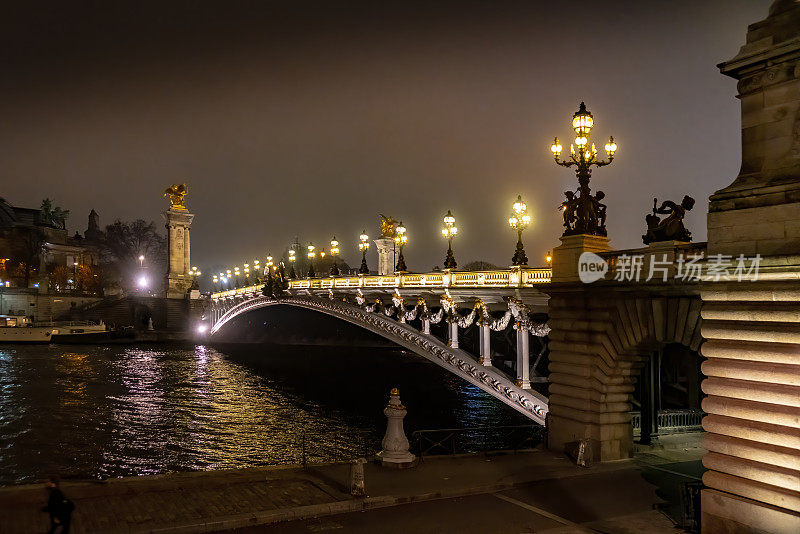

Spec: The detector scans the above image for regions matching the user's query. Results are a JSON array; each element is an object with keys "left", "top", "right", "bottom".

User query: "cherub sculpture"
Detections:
[
  {"left": 164, "top": 184, "right": 188, "bottom": 210},
  {"left": 642, "top": 195, "right": 695, "bottom": 244},
  {"left": 559, "top": 191, "right": 578, "bottom": 231}
]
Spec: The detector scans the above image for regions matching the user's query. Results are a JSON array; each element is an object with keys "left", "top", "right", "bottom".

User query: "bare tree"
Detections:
[{"left": 99, "top": 219, "right": 167, "bottom": 291}]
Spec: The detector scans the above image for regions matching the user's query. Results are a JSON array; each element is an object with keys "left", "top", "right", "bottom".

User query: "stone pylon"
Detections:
[
  {"left": 163, "top": 207, "right": 194, "bottom": 299},
  {"left": 377, "top": 388, "right": 416, "bottom": 468},
  {"left": 374, "top": 237, "right": 395, "bottom": 276},
  {"left": 700, "top": 2, "right": 800, "bottom": 532}
]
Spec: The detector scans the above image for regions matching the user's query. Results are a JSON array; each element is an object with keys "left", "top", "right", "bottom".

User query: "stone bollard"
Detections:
[
  {"left": 377, "top": 387, "right": 417, "bottom": 468},
  {"left": 349, "top": 458, "right": 366, "bottom": 496}
]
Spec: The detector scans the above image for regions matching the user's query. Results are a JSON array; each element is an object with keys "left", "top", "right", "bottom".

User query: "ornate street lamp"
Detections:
[
  {"left": 253, "top": 260, "right": 261, "bottom": 283},
  {"left": 233, "top": 266, "right": 241, "bottom": 288},
  {"left": 330, "top": 237, "right": 340, "bottom": 276},
  {"left": 288, "top": 249, "right": 297, "bottom": 278},
  {"left": 358, "top": 230, "right": 370, "bottom": 274},
  {"left": 225, "top": 269, "right": 232, "bottom": 289},
  {"left": 189, "top": 266, "right": 202, "bottom": 289},
  {"left": 508, "top": 195, "right": 531, "bottom": 266},
  {"left": 551, "top": 101, "right": 616, "bottom": 236},
  {"left": 394, "top": 222, "right": 407, "bottom": 272},
  {"left": 243, "top": 263, "right": 250, "bottom": 285},
  {"left": 546, "top": 250, "right": 553, "bottom": 264},
  {"left": 441, "top": 210, "right": 458, "bottom": 269},
  {"left": 307, "top": 243, "right": 316, "bottom": 278}
]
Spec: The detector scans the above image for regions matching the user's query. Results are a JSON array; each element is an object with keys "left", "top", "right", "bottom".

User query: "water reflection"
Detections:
[{"left": 0, "top": 344, "right": 529, "bottom": 483}]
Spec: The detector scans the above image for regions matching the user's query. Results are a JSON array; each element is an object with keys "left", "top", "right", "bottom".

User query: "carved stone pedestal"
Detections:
[
  {"left": 377, "top": 388, "right": 416, "bottom": 468},
  {"left": 374, "top": 237, "right": 396, "bottom": 276},
  {"left": 551, "top": 234, "right": 611, "bottom": 284}
]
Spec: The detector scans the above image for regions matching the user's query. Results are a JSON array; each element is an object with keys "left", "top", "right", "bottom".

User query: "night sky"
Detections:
[{"left": 0, "top": 1, "right": 772, "bottom": 276}]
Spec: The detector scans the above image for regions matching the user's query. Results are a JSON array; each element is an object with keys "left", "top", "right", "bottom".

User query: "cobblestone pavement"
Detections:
[
  {"left": 0, "top": 468, "right": 344, "bottom": 533},
  {"left": 1, "top": 438, "right": 704, "bottom": 534}
]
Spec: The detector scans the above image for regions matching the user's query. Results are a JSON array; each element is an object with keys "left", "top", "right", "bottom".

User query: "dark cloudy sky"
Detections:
[{"left": 0, "top": 0, "right": 772, "bottom": 275}]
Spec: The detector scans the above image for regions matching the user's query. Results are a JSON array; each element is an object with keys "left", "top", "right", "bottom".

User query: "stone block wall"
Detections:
[
  {"left": 700, "top": 277, "right": 800, "bottom": 531},
  {"left": 546, "top": 287, "right": 702, "bottom": 461}
]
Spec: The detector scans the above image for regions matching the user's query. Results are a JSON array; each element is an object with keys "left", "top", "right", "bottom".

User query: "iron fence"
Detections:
[
  {"left": 411, "top": 424, "right": 544, "bottom": 458},
  {"left": 631, "top": 409, "right": 704, "bottom": 436}
]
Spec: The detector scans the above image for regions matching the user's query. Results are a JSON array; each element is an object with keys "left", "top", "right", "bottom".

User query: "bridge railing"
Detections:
[
  {"left": 411, "top": 424, "right": 545, "bottom": 458},
  {"left": 211, "top": 267, "right": 551, "bottom": 299},
  {"left": 631, "top": 409, "right": 704, "bottom": 436}
]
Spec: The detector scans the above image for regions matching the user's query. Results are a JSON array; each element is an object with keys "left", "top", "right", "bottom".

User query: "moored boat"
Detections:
[
  {"left": 0, "top": 316, "right": 108, "bottom": 343},
  {"left": 0, "top": 315, "right": 55, "bottom": 343}
]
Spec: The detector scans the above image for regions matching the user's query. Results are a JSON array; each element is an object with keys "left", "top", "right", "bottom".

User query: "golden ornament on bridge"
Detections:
[
  {"left": 164, "top": 184, "right": 188, "bottom": 210},
  {"left": 379, "top": 214, "right": 399, "bottom": 238}
]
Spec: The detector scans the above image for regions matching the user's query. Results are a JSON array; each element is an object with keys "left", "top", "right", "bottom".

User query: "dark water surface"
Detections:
[{"left": 0, "top": 343, "right": 529, "bottom": 484}]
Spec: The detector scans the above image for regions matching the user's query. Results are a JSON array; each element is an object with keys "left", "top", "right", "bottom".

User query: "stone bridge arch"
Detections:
[
  {"left": 209, "top": 295, "right": 549, "bottom": 425},
  {"left": 546, "top": 287, "right": 703, "bottom": 461}
]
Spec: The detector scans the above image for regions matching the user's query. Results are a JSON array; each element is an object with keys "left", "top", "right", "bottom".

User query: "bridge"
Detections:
[
  {"left": 208, "top": 268, "right": 553, "bottom": 425},
  {"left": 191, "top": 7, "right": 800, "bottom": 530}
]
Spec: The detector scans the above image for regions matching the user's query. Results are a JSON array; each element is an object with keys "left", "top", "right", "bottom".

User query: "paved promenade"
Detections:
[{"left": 1, "top": 438, "right": 703, "bottom": 534}]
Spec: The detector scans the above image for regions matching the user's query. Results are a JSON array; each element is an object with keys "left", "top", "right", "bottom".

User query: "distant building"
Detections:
[{"left": 0, "top": 197, "right": 100, "bottom": 289}]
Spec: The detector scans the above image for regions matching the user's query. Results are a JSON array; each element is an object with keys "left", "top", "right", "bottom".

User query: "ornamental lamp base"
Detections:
[{"left": 375, "top": 451, "right": 417, "bottom": 469}]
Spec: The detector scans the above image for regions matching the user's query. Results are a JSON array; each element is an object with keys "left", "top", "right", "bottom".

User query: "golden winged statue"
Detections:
[
  {"left": 379, "top": 214, "right": 399, "bottom": 238},
  {"left": 164, "top": 184, "right": 188, "bottom": 210}
]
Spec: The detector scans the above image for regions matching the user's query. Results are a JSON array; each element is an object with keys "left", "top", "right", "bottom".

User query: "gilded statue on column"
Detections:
[
  {"left": 379, "top": 214, "right": 399, "bottom": 238},
  {"left": 164, "top": 184, "right": 188, "bottom": 210}
]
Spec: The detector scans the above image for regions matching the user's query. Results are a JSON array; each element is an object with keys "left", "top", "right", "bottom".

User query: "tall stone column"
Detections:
[
  {"left": 163, "top": 207, "right": 195, "bottom": 299},
  {"left": 374, "top": 237, "right": 395, "bottom": 275},
  {"left": 701, "top": 3, "right": 800, "bottom": 532}
]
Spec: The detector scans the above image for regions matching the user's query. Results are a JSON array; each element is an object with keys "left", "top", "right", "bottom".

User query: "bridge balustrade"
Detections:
[{"left": 210, "top": 267, "right": 552, "bottom": 300}]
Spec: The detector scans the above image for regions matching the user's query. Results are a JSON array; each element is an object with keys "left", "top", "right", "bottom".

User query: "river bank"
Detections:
[{"left": 1, "top": 444, "right": 704, "bottom": 534}]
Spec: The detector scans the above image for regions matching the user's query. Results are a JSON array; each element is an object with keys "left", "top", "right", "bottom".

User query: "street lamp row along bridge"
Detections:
[{"left": 211, "top": 267, "right": 551, "bottom": 299}]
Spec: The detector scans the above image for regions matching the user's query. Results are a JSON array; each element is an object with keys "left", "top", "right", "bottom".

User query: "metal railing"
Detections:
[
  {"left": 293, "top": 432, "right": 381, "bottom": 467},
  {"left": 211, "top": 267, "right": 552, "bottom": 300},
  {"left": 411, "top": 425, "right": 545, "bottom": 458},
  {"left": 631, "top": 409, "right": 704, "bottom": 436}
]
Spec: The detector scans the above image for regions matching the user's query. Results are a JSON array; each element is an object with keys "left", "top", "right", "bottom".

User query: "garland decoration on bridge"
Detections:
[{"left": 208, "top": 294, "right": 549, "bottom": 424}]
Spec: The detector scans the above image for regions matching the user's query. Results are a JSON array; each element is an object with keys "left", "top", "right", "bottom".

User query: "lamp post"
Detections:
[
  {"left": 508, "top": 195, "right": 531, "bottom": 266},
  {"left": 441, "top": 210, "right": 458, "bottom": 269},
  {"left": 358, "top": 230, "right": 370, "bottom": 274},
  {"left": 551, "top": 101, "right": 616, "bottom": 236},
  {"left": 394, "top": 222, "right": 407, "bottom": 272},
  {"left": 226, "top": 269, "right": 232, "bottom": 289},
  {"left": 234, "top": 266, "right": 241, "bottom": 288},
  {"left": 288, "top": 249, "right": 296, "bottom": 278},
  {"left": 307, "top": 243, "right": 316, "bottom": 278},
  {"left": 138, "top": 255, "right": 145, "bottom": 268},
  {"left": 243, "top": 263, "right": 250, "bottom": 286},
  {"left": 546, "top": 250, "right": 553, "bottom": 265},
  {"left": 329, "top": 237, "right": 340, "bottom": 276},
  {"left": 253, "top": 260, "right": 261, "bottom": 283},
  {"left": 189, "top": 266, "right": 202, "bottom": 289}
]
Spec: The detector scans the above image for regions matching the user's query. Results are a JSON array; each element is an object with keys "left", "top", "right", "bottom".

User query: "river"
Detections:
[{"left": 0, "top": 343, "right": 531, "bottom": 484}]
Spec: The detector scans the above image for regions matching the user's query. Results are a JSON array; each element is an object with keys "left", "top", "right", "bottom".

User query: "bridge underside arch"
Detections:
[
  {"left": 210, "top": 296, "right": 548, "bottom": 424},
  {"left": 546, "top": 287, "right": 703, "bottom": 461}
]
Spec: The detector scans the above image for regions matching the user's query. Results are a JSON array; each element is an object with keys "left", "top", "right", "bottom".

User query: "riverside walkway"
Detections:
[{"left": 1, "top": 439, "right": 702, "bottom": 534}]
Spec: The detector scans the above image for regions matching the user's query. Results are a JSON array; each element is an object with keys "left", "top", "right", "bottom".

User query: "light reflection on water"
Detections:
[{"left": 0, "top": 344, "right": 528, "bottom": 483}]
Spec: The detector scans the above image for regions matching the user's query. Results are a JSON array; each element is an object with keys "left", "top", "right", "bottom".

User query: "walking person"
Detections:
[{"left": 42, "top": 475, "right": 74, "bottom": 533}]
